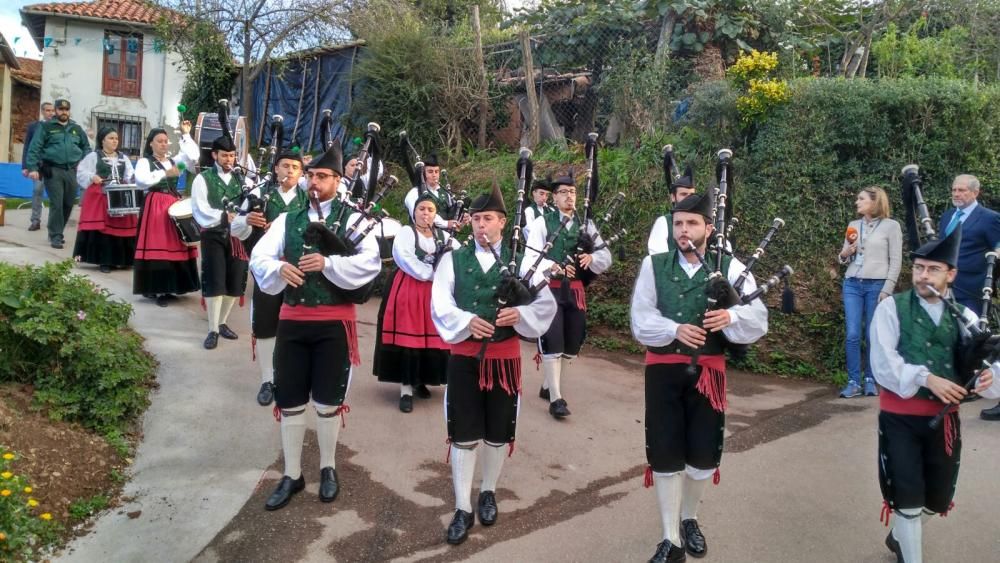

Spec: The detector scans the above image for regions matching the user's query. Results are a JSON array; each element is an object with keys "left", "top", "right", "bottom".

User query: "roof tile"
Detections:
[{"left": 22, "top": 0, "right": 174, "bottom": 26}]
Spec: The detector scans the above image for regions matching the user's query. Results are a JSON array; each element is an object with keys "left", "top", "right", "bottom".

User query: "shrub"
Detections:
[
  {"left": 0, "top": 449, "right": 61, "bottom": 561},
  {"left": 0, "top": 261, "right": 157, "bottom": 442}
]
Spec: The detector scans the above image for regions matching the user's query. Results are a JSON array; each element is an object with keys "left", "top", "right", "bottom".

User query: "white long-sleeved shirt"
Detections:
[
  {"left": 392, "top": 226, "right": 460, "bottom": 282},
  {"left": 133, "top": 134, "right": 200, "bottom": 190},
  {"left": 76, "top": 151, "right": 135, "bottom": 188},
  {"left": 869, "top": 293, "right": 1000, "bottom": 399},
  {"left": 403, "top": 185, "right": 452, "bottom": 229},
  {"left": 249, "top": 197, "right": 381, "bottom": 295},
  {"left": 230, "top": 183, "right": 304, "bottom": 241},
  {"left": 431, "top": 240, "right": 557, "bottom": 344},
  {"left": 190, "top": 165, "right": 256, "bottom": 229},
  {"left": 647, "top": 214, "right": 673, "bottom": 255},
  {"left": 630, "top": 253, "right": 769, "bottom": 349},
  {"left": 521, "top": 211, "right": 612, "bottom": 279}
]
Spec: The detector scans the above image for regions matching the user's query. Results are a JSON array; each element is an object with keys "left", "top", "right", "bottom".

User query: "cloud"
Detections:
[{"left": 0, "top": 12, "right": 42, "bottom": 59}]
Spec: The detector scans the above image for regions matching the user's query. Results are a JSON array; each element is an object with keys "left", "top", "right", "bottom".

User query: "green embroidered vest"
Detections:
[
  {"left": 265, "top": 187, "right": 308, "bottom": 222},
  {"left": 649, "top": 249, "right": 732, "bottom": 355},
  {"left": 95, "top": 151, "right": 127, "bottom": 182},
  {"left": 201, "top": 167, "right": 242, "bottom": 210},
  {"left": 544, "top": 211, "right": 580, "bottom": 264},
  {"left": 145, "top": 157, "right": 179, "bottom": 192},
  {"left": 452, "top": 244, "right": 519, "bottom": 342},
  {"left": 894, "top": 289, "right": 961, "bottom": 400},
  {"left": 411, "top": 225, "right": 445, "bottom": 261},
  {"left": 282, "top": 202, "right": 354, "bottom": 306}
]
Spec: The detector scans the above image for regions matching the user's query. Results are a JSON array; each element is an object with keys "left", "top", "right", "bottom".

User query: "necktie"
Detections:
[{"left": 945, "top": 209, "right": 964, "bottom": 236}]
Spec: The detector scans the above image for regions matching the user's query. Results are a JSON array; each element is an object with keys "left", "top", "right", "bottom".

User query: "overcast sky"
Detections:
[{"left": 1, "top": 0, "right": 42, "bottom": 59}]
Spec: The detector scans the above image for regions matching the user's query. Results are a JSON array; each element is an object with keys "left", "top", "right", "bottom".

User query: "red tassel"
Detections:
[
  {"left": 643, "top": 466, "right": 653, "bottom": 488},
  {"left": 573, "top": 286, "right": 587, "bottom": 311},
  {"left": 239, "top": 295, "right": 245, "bottom": 308},
  {"left": 230, "top": 236, "right": 249, "bottom": 261},
  {"left": 880, "top": 500, "right": 891, "bottom": 527},
  {"left": 335, "top": 404, "right": 351, "bottom": 428},
  {"left": 200, "top": 296, "right": 206, "bottom": 311},
  {"left": 696, "top": 365, "right": 728, "bottom": 413},
  {"left": 712, "top": 468, "right": 721, "bottom": 485},
  {"left": 940, "top": 501, "right": 955, "bottom": 517},
  {"left": 507, "top": 441, "right": 515, "bottom": 457},
  {"left": 533, "top": 351, "right": 542, "bottom": 370},
  {"left": 445, "top": 439, "right": 452, "bottom": 464},
  {"left": 343, "top": 320, "right": 361, "bottom": 366},
  {"left": 943, "top": 412, "right": 956, "bottom": 457},
  {"left": 251, "top": 334, "right": 257, "bottom": 361},
  {"left": 478, "top": 357, "right": 522, "bottom": 396},
  {"left": 272, "top": 405, "right": 281, "bottom": 422}
]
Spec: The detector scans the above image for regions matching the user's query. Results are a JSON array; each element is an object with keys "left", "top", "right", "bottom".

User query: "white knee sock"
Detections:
[
  {"left": 543, "top": 357, "right": 562, "bottom": 401},
  {"left": 401, "top": 384, "right": 414, "bottom": 397},
  {"left": 314, "top": 403, "right": 342, "bottom": 469},
  {"left": 206, "top": 296, "right": 222, "bottom": 333},
  {"left": 220, "top": 295, "right": 237, "bottom": 325},
  {"left": 279, "top": 407, "right": 307, "bottom": 479},
  {"left": 257, "top": 337, "right": 276, "bottom": 384},
  {"left": 654, "top": 471, "right": 684, "bottom": 546},
  {"left": 480, "top": 442, "right": 506, "bottom": 492},
  {"left": 450, "top": 442, "right": 478, "bottom": 512},
  {"left": 892, "top": 508, "right": 923, "bottom": 563},
  {"left": 681, "top": 466, "right": 713, "bottom": 521}
]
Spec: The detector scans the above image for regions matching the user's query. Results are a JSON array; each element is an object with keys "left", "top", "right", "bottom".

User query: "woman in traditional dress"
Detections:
[
  {"left": 133, "top": 123, "right": 201, "bottom": 307},
  {"left": 374, "top": 192, "right": 460, "bottom": 412},
  {"left": 73, "top": 127, "right": 137, "bottom": 272}
]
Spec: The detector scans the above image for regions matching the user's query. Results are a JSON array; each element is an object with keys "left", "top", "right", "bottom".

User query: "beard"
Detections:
[{"left": 57, "top": 114, "right": 69, "bottom": 123}]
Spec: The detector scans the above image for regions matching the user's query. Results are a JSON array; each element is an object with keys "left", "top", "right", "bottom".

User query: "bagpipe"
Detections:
[
  {"left": 900, "top": 164, "right": 937, "bottom": 249},
  {"left": 398, "top": 131, "right": 466, "bottom": 224}
]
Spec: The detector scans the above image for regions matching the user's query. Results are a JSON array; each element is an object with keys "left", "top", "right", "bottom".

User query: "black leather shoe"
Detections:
[
  {"left": 539, "top": 386, "right": 550, "bottom": 401},
  {"left": 549, "top": 398, "right": 571, "bottom": 419},
  {"left": 51, "top": 241, "right": 63, "bottom": 249},
  {"left": 446, "top": 509, "right": 475, "bottom": 545},
  {"left": 319, "top": 467, "right": 339, "bottom": 502},
  {"left": 681, "top": 519, "right": 707, "bottom": 558},
  {"left": 399, "top": 394, "right": 413, "bottom": 413},
  {"left": 256, "top": 382, "right": 274, "bottom": 406},
  {"left": 218, "top": 323, "right": 239, "bottom": 340},
  {"left": 99, "top": 265, "right": 112, "bottom": 273},
  {"left": 264, "top": 475, "right": 305, "bottom": 511},
  {"left": 885, "top": 531, "right": 904, "bottom": 563},
  {"left": 156, "top": 295, "right": 169, "bottom": 307},
  {"left": 28, "top": 221, "right": 40, "bottom": 231},
  {"left": 203, "top": 331, "right": 219, "bottom": 349},
  {"left": 981, "top": 402, "right": 1000, "bottom": 421},
  {"left": 649, "top": 539, "right": 686, "bottom": 562},
  {"left": 477, "top": 491, "right": 498, "bottom": 526},
  {"left": 415, "top": 384, "right": 432, "bottom": 399}
]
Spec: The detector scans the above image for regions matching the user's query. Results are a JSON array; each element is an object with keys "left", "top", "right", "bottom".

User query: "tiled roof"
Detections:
[
  {"left": 13, "top": 57, "right": 43, "bottom": 82},
  {"left": 21, "top": 0, "right": 169, "bottom": 26}
]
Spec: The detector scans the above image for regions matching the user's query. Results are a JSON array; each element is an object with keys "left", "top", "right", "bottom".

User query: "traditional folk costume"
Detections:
[
  {"left": 190, "top": 136, "right": 253, "bottom": 349},
  {"left": 431, "top": 185, "right": 556, "bottom": 545},
  {"left": 73, "top": 127, "right": 138, "bottom": 270},
  {"left": 521, "top": 176, "right": 554, "bottom": 240},
  {"left": 133, "top": 128, "right": 201, "bottom": 305},
  {"left": 629, "top": 193, "right": 768, "bottom": 562},
  {"left": 373, "top": 191, "right": 460, "bottom": 412},
  {"left": 647, "top": 166, "right": 695, "bottom": 256},
  {"left": 232, "top": 151, "right": 309, "bottom": 406},
  {"left": 870, "top": 225, "right": 1000, "bottom": 563},
  {"left": 523, "top": 173, "right": 612, "bottom": 419},
  {"left": 403, "top": 154, "right": 456, "bottom": 228},
  {"left": 248, "top": 141, "right": 381, "bottom": 511}
]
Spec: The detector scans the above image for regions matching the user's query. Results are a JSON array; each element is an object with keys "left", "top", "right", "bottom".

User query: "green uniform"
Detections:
[{"left": 25, "top": 118, "right": 91, "bottom": 245}]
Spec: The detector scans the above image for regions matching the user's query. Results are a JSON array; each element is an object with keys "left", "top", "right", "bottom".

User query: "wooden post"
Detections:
[
  {"left": 472, "top": 6, "right": 489, "bottom": 148},
  {"left": 520, "top": 30, "right": 540, "bottom": 148}
]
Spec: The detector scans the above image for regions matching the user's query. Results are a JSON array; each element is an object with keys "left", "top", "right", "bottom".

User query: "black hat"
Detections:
[
  {"left": 672, "top": 190, "right": 713, "bottom": 219},
  {"left": 911, "top": 222, "right": 962, "bottom": 268},
  {"left": 211, "top": 135, "right": 237, "bottom": 152},
  {"left": 142, "top": 128, "right": 168, "bottom": 158},
  {"left": 54, "top": 99, "right": 70, "bottom": 110},
  {"left": 552, "top": 168, "right": 575, "bottom": 188},
  {"left": 423, "top": 152, "right": 440, "bottom": 168},
  {"left": 415, "top": 190, "right": 439, "bottom": 209},
  {"left": 307, "top": 139, "right": 344, "bottom": 176},
  {"left": 531, "top": 175, "right": 552, "bottom": 193},
  {"left": 671, "top": 165, "right": 694, "bottom": 191},
  {"left": 274, "top": 150, "right": 302, "bottom": 166},
  {"left": 96, "top": 126, "right": 117, "bottom": 148},
  {"left": 470, "top": 181, "right": 507, "bottom": 216}
]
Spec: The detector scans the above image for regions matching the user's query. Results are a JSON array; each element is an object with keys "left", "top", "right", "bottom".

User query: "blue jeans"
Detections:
[{"left": 843, "top": 278, "right": 883, "bottom": 384}]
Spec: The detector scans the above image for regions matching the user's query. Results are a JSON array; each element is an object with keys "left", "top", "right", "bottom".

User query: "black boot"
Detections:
[
  {"left": 319, "top": 467, "right": 339, "bottom": 502},
  {"left": 264, "top": 475, "right": 305, "bottom": 511},
  {"left": 681, "top": 519, "right": 707, "bottom": 558},
  {"left": 980, "top": 402, "right": 1000, "bottom": 421},
  {"left": 203, "top": 331, "right": 219, "bottom": 350},
  {"left": 549, "top": 398, "right": 571, "bottom": 419},
  {"left": 399, "top": 394, "right": 413, "bottom": 413},
  {"left": 649, "top": 539, "right": 686, "bottom": 563},
  {"left": 256, "top": 382, "right": 274, "bottom": 406},
  {"left": 477, "top": 491, "right": 498, "bottom": 526},
  {"left": 446, "top": 509, "right": 475, "bottom": 545}
]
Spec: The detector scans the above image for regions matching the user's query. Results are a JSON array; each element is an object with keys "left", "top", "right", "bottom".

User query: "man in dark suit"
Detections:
[
  {"left": 936, "top": 174, "right": 1000, "bottom": 421},
  {"left": 20, "top": 102, "right": 54, "bottom": 231}
]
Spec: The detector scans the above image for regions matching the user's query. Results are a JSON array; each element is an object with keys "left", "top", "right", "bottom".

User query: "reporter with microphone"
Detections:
[{"left": 838, "top": 186, "right": 902, "bottom": 398}]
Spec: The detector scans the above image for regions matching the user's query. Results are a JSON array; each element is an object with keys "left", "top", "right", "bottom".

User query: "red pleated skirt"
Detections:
[
  {"left": 380, "top": 269, "right": 447, "bottom": 350},
  {"left": 77, "top": 183, "right": 138, "bottom": 237},
  {"left": 134, "top": 191, "right": 198, "bottom": 262}
]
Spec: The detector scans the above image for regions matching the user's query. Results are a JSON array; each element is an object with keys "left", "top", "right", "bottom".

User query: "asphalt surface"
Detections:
[{"left": 1, "top": 207, "right": 998, "bottom": 562}]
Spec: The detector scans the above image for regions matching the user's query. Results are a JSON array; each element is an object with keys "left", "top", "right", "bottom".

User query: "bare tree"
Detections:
[{"left": 156, "top": 0, "right": 353, "bottom": 133}]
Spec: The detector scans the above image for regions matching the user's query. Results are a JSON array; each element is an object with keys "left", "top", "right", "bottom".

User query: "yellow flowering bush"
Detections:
[
  {"left": 727, "top": 50, "right": 780, "bottom": 87},
  {"left": 0, "top": 448, "right": 61, "bottom": 560},
  {"left": 728, "top": 50, "right": 789, "bottom": 124}
]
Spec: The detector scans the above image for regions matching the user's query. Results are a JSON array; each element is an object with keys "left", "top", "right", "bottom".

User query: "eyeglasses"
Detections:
[
  {"left": 556, "top": 189, "right": 576, "bottom": 196},
  {"left": 305, "top": 171, "right": 336, "bottom": 181},
  {"left": 912, "top": 264, "right": 948, "bottom": 275}
]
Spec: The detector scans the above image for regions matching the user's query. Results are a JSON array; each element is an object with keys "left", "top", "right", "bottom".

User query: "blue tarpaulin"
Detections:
[
  {"left": 0, "top": 164, "right": 34, "bottom": 198},
  {"left": 244, "top": 43, "right": 363, "bottom": 155}
]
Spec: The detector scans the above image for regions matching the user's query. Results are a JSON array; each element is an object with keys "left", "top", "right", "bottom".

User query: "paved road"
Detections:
[{"left": 2, "top": 207, "right": 997, "bottom": 562}]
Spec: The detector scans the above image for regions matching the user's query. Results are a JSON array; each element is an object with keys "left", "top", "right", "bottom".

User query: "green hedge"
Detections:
[{"left": 0, "top": 261, "right": 157, "bottom": 450}]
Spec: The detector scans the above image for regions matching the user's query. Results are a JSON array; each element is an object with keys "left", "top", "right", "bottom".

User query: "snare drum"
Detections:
[
  {"left": 104, "top": 183, "right": 145, "bottom": 216},
  {"left": 375, "top": 218, "right": 402, "bottom": 260},
  {"left": 167, "top": 198, "right": 201, "bottom": 247}
]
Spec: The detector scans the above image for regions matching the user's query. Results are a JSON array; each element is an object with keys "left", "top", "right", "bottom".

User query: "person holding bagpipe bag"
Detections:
[
  {"left": 248, "top": 139, "right": 382, "bottom": 512},
  {"left": 868, "top": 221, "right": 1000, "bottom": 563},
  {"left": 630, "top": 187, "right": 769, "bottom": 563},
  {"left": 430, "top": 182, "right": 556, "bottom": 546}
]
